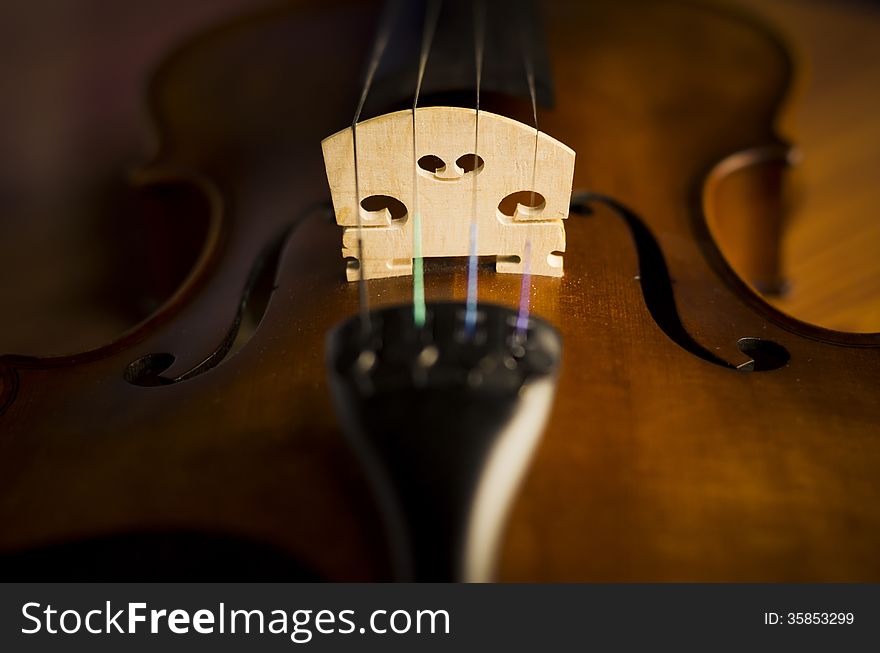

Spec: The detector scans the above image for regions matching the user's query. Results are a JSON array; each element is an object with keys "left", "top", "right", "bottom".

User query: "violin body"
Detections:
[{"left": 1, "top": 0, "right": 878, "bottom": 581}]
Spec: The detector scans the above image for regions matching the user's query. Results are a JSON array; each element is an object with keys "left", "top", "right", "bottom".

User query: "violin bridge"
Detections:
[{"left": 322, "top": 106, "right": 576, "bottom": 280}]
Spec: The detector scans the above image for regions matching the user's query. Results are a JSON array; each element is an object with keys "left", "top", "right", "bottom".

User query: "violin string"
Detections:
[
  {"left": 411, "top": 0, "right": 443, "bottom": 328},
  {"left": 516, "top": 239, "right": 533, "bottom": 336},
  {"left": 464, "top": 0, "right": 487, "bottom": 336},
  {"left": 517, "top": 1, "right": 539, "bottom": 339},
  {"left": 350, "top": 0, "right": 398, "bottom": 337}
]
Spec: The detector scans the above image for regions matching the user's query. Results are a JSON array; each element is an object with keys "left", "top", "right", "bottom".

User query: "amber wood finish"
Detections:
[
  {"left": 718, "top": 0, "right": 880, "bottom": 332},
  {"left": 704, "top": 146, "right": 791, "bottom": 295},
  {"left": 0, "top": 0, "right": 878, "bottom": 581}
]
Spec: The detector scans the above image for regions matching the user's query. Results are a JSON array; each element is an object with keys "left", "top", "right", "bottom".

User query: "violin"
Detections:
[{"left": 1, "top": 0, "right": 878, "bottom": 582}]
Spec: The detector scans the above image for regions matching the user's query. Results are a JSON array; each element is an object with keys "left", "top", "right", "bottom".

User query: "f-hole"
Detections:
[
  {"left": 122, "top": 203, "right": 330, "bottom": 386},
  {"left": 736, "top": 337, "right": 790, "bottom": 372},
  {"left": 571, "top": 192, "right": 797, "bottom": 372}
]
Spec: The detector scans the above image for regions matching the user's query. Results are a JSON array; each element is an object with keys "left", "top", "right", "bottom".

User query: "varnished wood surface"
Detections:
[
  {"left": 2, "top": 0, "right": 878, "bottom": 354},
  {"left": 724, "top": 0, "right": 880, "bottom": 332},
  {"left": 0, "top": 0, "right": 254, "bottom": 356},
  {"left": 0, "top": 0, "right": 878, "bottom": 581}
]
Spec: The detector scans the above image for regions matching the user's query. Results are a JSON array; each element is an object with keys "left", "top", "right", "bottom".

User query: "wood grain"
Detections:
[
  {"left": 0, "top": 0, "right": 878, "bottom": 582},
  {"left": 722, "top": 0, "right": 880, "bottom": 332}
]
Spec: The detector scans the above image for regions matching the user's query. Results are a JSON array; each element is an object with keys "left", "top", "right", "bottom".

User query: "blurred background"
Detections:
[{"left": 0, "top": 0, "right": 878, "bottom": 356}]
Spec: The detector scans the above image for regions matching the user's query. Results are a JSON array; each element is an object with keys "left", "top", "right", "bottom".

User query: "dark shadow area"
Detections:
[
  {"left": 0, "top": 531, "right": 319, "bottom": 582},
  {"left": 572, "top": 191, "right": 737, "bottom": 370}
]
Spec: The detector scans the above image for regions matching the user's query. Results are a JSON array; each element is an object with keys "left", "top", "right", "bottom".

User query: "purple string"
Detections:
[{"left": 516, "top": 239, "right": 532, "bottom": 337}]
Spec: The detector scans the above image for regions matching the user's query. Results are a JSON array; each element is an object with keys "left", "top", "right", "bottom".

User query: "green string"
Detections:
[{"left": 412, "top": 211, "right": 425, "bottom": 327}]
